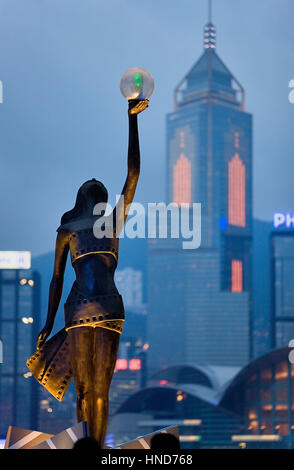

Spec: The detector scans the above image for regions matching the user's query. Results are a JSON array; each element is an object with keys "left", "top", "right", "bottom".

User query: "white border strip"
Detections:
[
  {"left": 66, "top": 428, "right": 78, "bottom": 443},
  {"left": 9, "top": 431, "right": 42, "bottom": 449},
  {"left": 46, "top": 438, "right": 57, "bottom": 449},
  {"left": 138, "top": 439, "right": 150, "bottom": 449}
]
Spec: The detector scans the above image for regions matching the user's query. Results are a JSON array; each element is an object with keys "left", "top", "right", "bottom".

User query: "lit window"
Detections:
[
  {"left": 22, "top": 317, "right": 34, "bottom": 324},
  {"left": 129, "top": 359, "right": 141, "bottom": 371},
  {"left": 23, "top": 372, "right": 32, "bottom": 379},
  {"left": 116, "top": 359, "right": 127, "bottom": 370},
  {"left": 248, "top": 409, "right": 257, "bottom": 420}
]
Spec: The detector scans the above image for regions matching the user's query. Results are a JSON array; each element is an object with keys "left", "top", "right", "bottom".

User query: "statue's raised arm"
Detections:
[{"left": 113, "top": 99, "right": 148, "bottom": 235}]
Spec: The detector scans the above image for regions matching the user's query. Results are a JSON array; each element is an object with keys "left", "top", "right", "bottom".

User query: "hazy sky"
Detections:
[{"left": 0, "top": 0, "right": 293, "bottom": 256}]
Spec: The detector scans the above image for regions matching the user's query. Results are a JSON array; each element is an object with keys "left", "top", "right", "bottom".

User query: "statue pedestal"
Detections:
[
  {"left": 4, "top": 423, "right": 178, "bottom": 450},
  {"left": 114, "top": 426, "right": 179, "bottom": 449},
  {"left": 5, "top": 422, "right": 89, "bottom": 449}
]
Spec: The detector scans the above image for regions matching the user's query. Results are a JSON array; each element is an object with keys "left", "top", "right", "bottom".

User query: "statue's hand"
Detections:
[
  {"left": 37, "top": 324, "right": 52, "bottom": 349},
  {"left": 128, "top": 99, "right": 149, "bottom": 115}
]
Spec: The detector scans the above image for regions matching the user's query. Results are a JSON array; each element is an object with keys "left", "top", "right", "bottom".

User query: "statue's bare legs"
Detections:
[{"left": 68, "top": 327, "right": 120, "bottom": 447}]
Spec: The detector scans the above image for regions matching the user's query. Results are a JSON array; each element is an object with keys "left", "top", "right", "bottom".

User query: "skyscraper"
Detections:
[
  {"left": 109, "top": 310, "right": 148, "bottom": 417},
  {"left": 270, "top": 230, "right": 294, "bottom": 348},
  {"left": 148, "top": 17, "right": 253, "bottom": 371},
  {"left": 252, "top": 219, "right": 273, "bottom": 358},
  {"left": 115, "top": 268, "right": 144, "bottom": 310},
  {"left": 0, "top": 258, "right": 40, "bottom": 437}
]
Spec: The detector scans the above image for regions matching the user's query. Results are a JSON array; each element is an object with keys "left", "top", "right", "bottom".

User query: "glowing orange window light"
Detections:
[
  {"left": 228, "top": 153, "right": 246, "bottom": 227},
  {"left": 116, "top": 359, "right": 128, "bottom": 370},
  {"left": 276, "top": 405, "right": 288, "bottom": 411},
  {"left": 129, "top": 359, "right": 141, "bottom": 371},
  {"left": 248, "top": 410, "right": 257, "bottom": 419},
  {"left": 173, "top": 153, "right": 191, "bottom": 205},
  {"left": 231, "top": 259, "right": 243, "bottom": 292}
]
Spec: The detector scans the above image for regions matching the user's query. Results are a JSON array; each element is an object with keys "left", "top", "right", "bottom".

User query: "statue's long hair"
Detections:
[{"left": 60, "top": 179, "right": 108, "bottom": 225}]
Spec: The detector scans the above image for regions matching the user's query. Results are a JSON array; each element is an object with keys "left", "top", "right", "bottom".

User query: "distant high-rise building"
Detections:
[
  {"left": 115, "top": 268, "right": 144, "bottom": 309},
  {"left": 252, "top": 219, "right": 273, "bottom": 358},
  {"left": 0, "top": 259, "right": 40, "bottom": 437},
  {"left": 109, "top": 310, "right": 148, "bottom": 418},
  {"left": 109, "top": 358, "right": 144, "bottom": 418},
  {"left": 148, "top": 18, "right": 253, "bottom": 371},
  {"left": 270, "top": 231, "right": 294, "bottom": 348}
]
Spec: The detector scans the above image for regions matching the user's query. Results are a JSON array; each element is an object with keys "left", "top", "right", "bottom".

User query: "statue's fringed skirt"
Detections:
[{"left": 26, "top": 284, "right": 125, "bottom": 401}]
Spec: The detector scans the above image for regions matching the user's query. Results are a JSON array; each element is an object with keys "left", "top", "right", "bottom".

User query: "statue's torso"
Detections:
[
  {"left": 57, "top": 216, "right": 125, "bottom": 331},
  {"left": 58, "top": 215, "right": 119, "bottom": 265}
]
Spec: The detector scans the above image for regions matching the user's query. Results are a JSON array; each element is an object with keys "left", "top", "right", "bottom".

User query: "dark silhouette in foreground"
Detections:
[
  {"left": 73, "top": 437, "right": 101, "bottom": 451},
  {"left": 150, "top": 433, "right": 181, "bottom": 450}
]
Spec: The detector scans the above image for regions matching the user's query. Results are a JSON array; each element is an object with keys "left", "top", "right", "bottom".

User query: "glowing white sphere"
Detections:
[{"left": 120, "top": 67, "right": 154, "bottom": 100}]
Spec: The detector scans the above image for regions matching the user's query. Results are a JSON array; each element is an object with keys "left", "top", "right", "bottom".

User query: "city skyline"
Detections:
[
  {"left": 0, "top": 0, "right": 293, "bottom": 451},
  {"left": 0, "top": 0, "right": 292, "bottom": 257}
]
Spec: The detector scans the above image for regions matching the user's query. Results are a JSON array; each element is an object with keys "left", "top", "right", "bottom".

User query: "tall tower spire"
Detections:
[
  {"left": 204, "top": 0, "right": 216, "bottom": 49},
  {"left": 208, "top": 0, "right": 212, "bottom": 22}
]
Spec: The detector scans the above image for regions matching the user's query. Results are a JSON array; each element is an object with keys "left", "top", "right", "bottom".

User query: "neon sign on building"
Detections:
[
  {"left": 115, "top": 358, "right": 141, "bottom": 371},
  {"left": 173, "top": 153, "right": 191, "bottom": 205},
  {"left": 228, "top": 153, "right": 246, "bottom": 228},
  {"left": 273, "top": 213, "right": 294, "bottom": 229},
  {"left": 231, "top": 259, "right": 243, "bottom": 293},
  {"left": 0, "top": 251, "right": 31, "bottom": 269}
]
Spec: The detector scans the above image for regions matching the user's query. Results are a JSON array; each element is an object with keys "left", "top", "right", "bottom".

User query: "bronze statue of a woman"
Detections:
[{"left": 27, "top": 99, "right": 148, "bottom": 447}]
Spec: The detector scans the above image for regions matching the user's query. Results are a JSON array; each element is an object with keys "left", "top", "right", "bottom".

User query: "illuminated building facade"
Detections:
[
  {"left": 148, "top": 20, "right": 252, "bottom": 371},
  {"left": 0, "top": 267, "right": 40, "bottom": 437},
  {"left": 109, "top": 349, "right": 294, "bottom": 449},
  {"left": 220, "top": 347, "right": 294, "bottom": 448},
  {"left": 108, "top": 363, "right": 243, "bottom": 449},
  {"left": 270, "top": 231, "right": 294, "bottom": 348}
]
